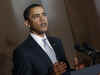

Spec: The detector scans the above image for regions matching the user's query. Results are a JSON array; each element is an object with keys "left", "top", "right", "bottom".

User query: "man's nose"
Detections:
[{"left": 40, "top": 15, "right": 46, "bottom": 21}]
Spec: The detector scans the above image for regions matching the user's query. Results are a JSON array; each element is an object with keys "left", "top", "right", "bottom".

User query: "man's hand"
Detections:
[{"left": 53, "top": 62, "right": 67, "bottom": 75}]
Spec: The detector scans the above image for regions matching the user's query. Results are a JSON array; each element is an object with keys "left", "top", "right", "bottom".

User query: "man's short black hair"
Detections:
[{"left": 23, "top": 4, "right": 43, "bottom": 20}]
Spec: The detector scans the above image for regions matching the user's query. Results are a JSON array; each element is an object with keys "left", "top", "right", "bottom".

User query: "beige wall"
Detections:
[
  {"left": 93, "top": 0, "right": 100, "bottom": 50},
  {"left": 0, "top": 0, "right": 16, "bottom": 75},
  {"left": 65, "top": 0, "right": 98, "bottom": 49}
]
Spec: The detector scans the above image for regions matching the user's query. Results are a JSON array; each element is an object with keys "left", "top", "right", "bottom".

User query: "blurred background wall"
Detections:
[
  {"left": 0, "top": 0, "right": 100, "bottom": 75},
  {"left": 65, "top": 0, "right": 97, "bottom": 48}
]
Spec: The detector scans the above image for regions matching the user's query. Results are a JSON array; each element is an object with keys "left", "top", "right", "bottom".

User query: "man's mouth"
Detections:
[{"left": 40, "top": 23, "right": 47, "bottom": 27}]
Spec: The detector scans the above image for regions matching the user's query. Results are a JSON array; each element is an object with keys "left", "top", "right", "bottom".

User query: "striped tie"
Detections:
[{"left": 42, "top": 38, "right": 58, "bottom": 64}]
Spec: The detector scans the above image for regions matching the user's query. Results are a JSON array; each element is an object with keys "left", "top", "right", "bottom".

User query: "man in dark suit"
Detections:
[{"left": 12, "top": 4, "right": 70, "bottom": 75}]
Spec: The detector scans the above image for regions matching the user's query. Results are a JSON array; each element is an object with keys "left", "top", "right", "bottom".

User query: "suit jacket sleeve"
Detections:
[
  {"left": 57, "top": 39, "right": 71, "bottom": 75},
  {"left": 12, "top": 48, "right": 37, "bottom": 75}
]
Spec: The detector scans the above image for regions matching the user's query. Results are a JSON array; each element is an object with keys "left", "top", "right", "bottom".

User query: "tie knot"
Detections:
[
  {"left": 42, "top": 38, "right": 51, "bottom": 49},
  {"left": 42, "top": 38, "right": 47, "bottom": 42}
]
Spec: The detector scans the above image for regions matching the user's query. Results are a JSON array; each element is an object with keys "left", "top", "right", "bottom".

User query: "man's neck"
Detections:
[{"left": 31, "top": 31, "right": 45, "bottom": 37}]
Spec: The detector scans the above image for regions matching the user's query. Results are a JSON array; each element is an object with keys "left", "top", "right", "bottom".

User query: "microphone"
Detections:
[
  {"left": 82, "top": 42, "right": 95, "bottom": 51},
  {"left": 74, "top": 43, "right": 97, "bottom": 65},
  {"left": 74, "top": 43, "right": 96, "bottom": 56},
  {"left": 74, "top": 44, "right": 88, "bottom": 52}
]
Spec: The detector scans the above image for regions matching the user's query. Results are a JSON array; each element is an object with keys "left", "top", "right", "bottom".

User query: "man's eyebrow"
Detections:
[
  {"left": 31, "top": 12, "right": 46, "bottom": 15},
  {"left": 42, "top": 12, "right": 47, "bottom": 14},
  {"left": 31, "top": 14, "right": 40, "bottom": 15}
]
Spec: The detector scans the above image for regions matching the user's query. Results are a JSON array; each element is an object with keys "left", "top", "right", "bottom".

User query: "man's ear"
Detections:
[{"left": 24, "top": 20, "right": 30, "bottom": 27}]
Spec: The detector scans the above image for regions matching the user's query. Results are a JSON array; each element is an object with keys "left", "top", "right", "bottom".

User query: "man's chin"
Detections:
[
  {"left": 34, "top": 29, "right": 47, "bottom": 35},
  {"left": 38, "top": 30, "right": 47, "bottom": 34},
  {"left": 31, "top": 28, "right": 47, "bottom": 35}
]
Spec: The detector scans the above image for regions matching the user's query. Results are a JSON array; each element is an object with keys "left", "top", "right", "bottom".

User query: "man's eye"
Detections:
[
  {"left": 43, "top": 13, "right": 48, "bottom": 16},
  {"left": 31, "top": 15, "right": 40, "bottom": 19}
]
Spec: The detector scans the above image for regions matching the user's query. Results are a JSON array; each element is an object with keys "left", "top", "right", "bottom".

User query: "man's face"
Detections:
[{"left": 27, "top": 6, "right": 48, "bottom": 34}]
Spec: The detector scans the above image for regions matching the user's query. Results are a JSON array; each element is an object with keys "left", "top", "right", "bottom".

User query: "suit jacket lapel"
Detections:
[
  {"left": 27, "top": 35, "right": 53, "bottom": 66},
  {"left": 47, "top": 37, "right": 60, "bottom": 61}
]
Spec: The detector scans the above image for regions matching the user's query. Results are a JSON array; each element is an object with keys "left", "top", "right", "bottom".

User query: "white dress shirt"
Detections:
[{"left": 30, "top": 33, "right": 58, "bottom": 64}]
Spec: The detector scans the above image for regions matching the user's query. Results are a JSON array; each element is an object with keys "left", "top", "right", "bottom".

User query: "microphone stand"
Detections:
[{"left": 88, "top": 50, "right": 96, "bottom": 65}]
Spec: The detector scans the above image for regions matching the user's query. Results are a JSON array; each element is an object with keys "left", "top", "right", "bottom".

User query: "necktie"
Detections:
[{"left": 42, "top": 38, "right": 58, "bottom": 64}]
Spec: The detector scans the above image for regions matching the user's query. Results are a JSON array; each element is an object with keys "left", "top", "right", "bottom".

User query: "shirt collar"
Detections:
[{"left": 30, "top": 33, "right": 47, "bottom": 40}]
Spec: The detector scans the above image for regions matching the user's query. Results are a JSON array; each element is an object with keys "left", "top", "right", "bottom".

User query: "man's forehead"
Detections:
[{"left": 30, "top": 6, "right": 45, "bottom": 14}]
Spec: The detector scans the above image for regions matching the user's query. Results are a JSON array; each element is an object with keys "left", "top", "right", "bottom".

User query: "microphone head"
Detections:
[{"left": 82, "top": 42, "right": 95, "bottom": 51}]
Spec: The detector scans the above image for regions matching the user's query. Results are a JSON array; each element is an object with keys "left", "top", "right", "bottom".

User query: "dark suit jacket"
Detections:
[{"left": 12, "top": 35, "right": 70, "bottom": 75}]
